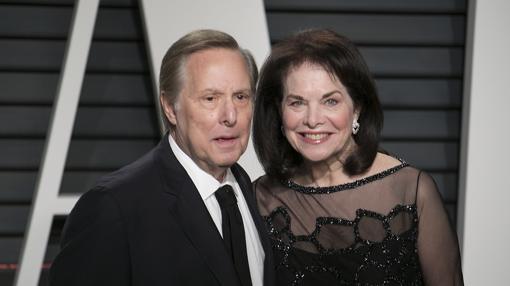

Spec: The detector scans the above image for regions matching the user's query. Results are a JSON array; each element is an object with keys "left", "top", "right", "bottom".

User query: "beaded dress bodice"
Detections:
[{"left": 254, "top": 163, "right": 431, "bottom": 286}]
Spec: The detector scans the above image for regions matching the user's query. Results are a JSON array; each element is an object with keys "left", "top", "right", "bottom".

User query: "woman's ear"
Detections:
[{"left": 353, "top": 106, "right": 361, "bottom": 122}]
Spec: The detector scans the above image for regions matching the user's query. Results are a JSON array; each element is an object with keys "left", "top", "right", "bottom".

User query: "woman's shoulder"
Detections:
[
  {"left": 369, "top": 153, "right": 436, "bottom": 197},
  {"left": 370, "top": 152, "right": 423, "bottom": 178},
  {"left": 253, "top": 174, "right": 287, "bottom": 194},
  {"left": 253, "top": 174, "right": 291, "bottom": 216},
  {"left": 371, "top": 152, "right": 406, "bottom": 172},
  {"left": 374, "top": 153, "right": 444, "bottom": 202},
  {"left": 253, "top": 174, "right": 272, "bottom": 190}
]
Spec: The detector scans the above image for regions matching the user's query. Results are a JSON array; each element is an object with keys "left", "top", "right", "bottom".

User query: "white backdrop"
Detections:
[{"left": 457, "top": 0, "right": 510, "bottom": 284}]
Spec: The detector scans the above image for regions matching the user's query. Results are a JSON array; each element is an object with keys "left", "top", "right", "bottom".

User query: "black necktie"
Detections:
[{"left": 215, "top": 185, "right": 252, "bottom": 286}]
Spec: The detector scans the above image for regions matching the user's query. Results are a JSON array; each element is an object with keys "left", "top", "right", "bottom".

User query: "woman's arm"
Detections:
[{"left": 416, "top": 171, "right": 464, "bottom": 286}]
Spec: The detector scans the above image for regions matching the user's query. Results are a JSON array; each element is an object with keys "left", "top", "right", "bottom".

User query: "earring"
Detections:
[{"left": 352, "top": 120, "right": 360, "bottom": 135}]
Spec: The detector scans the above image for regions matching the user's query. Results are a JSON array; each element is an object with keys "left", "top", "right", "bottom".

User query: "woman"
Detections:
[{"left": 253, "top": 29, "right": 463, "bottom": 285}]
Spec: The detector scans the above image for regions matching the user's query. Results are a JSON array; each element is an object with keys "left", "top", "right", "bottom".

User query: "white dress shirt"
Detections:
[{"left": 168, "top": 134, "right": 265, "bottom": 286}]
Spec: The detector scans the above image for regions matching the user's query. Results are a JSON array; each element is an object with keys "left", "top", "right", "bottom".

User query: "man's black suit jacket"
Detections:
[{"left": 49, "top": 136, "right": 275, "bottom": 286}]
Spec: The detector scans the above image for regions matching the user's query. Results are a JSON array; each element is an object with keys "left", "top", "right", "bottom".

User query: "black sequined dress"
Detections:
[{"left": 254, "top": 162, "right": 463, "bottom": 286}]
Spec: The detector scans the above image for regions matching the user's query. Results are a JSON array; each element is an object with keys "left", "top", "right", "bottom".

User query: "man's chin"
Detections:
[{"left": 213, "top": 153, "right": 242, "bottom": 168}]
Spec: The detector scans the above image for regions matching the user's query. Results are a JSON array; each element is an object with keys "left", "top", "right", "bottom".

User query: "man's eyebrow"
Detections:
[
  {"left": 233, "top": 88, "right": 251, "bottom": 94},
  {"left": 200, "top": 88, "right": 251, "bottom": 95},
  {"left": 200, "top": 88, "right": 223, "bottom": 95}
]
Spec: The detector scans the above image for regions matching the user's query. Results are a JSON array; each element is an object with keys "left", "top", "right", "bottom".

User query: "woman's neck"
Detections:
[
  {"left": 293, "top": 152, "right": 401, "bottom": 188},
  {"left": 294, "top": 150, "right": 354, "bottom": 187}
]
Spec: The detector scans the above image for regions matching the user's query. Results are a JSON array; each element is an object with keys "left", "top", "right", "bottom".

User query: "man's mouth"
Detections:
[{"left": 213, "top": 136, "right": 238, "bottom": 146}]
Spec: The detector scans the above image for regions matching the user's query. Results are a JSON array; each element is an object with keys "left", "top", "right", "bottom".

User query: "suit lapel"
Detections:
[
  {"left": 231, "top": 165, "right": 275, "bottom": 286},
  {"left": 230, "top": 165, "right": 269, "bottom": 250},
  {"left": 154, "top": 136, "right": 239, "bottom": 286}
]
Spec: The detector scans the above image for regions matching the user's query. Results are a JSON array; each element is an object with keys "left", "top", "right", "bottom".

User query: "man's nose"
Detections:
[{"left": 221, "top": 98, "right": 237, "bottom": 127}]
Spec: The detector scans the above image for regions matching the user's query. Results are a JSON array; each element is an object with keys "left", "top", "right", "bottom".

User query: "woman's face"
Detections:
[{"left": 281, "top": 62, "right": 358, "bottom": 164}]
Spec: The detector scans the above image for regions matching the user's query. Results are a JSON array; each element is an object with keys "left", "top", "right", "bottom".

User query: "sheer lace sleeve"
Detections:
[{"left": 416, "top": 171, "right": 464, "bottom": 285}]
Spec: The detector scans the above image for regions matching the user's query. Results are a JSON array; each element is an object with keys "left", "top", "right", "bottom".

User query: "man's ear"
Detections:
[{"left": 160, "top": 92, "right": 177, "bottom": 125}]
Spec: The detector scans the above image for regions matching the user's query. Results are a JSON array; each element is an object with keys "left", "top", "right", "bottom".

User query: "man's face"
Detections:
[{"left": 161, "top": 48, "right": 253, "bottom": 180}]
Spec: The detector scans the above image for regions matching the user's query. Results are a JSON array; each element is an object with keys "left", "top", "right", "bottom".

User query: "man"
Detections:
[{"left": 49, "top": 30, "right": 274, "bottom": 286}]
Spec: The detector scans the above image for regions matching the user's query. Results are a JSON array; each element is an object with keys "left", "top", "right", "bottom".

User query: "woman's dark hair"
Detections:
[{"left": 253, "top": 29, "right": 383, "bottom": 180}]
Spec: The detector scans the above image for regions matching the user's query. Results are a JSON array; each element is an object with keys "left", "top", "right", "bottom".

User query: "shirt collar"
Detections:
[{"left": 168, "top": 133, "right": 236, "bottom": 200}]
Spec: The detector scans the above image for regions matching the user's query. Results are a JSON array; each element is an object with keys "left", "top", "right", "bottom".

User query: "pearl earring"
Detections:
[{"left": 352, "top": 120, "right": 360, "bottom": 135}]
